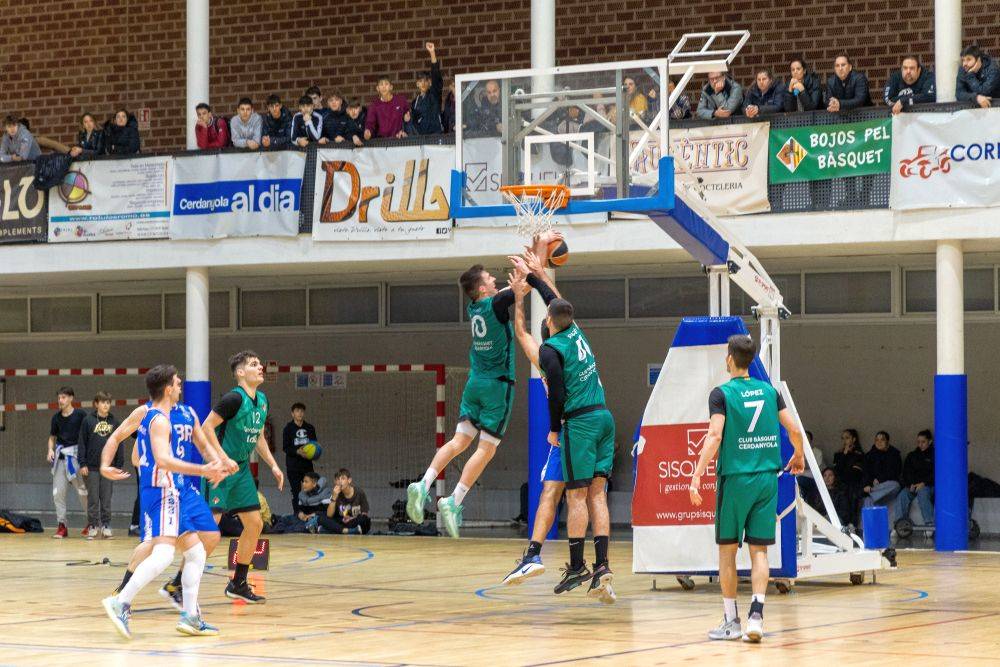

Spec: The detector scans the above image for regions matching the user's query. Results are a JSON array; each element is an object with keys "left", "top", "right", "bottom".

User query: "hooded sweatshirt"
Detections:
[{"left": 0, "top": 124, "right": 41, "bottom": 161}]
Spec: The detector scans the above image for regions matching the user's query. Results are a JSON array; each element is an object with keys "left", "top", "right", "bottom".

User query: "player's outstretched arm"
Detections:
[
  {"left": 778, "top": 408, "right": 805, "bottom": 474},
  {"left": 150, "top": 415, "right": 226, "bottom": 483},
  {"left": 100, "top": 404, "right": 147, "bottom": 480},
  {"left": 256, "top": 432, "right": 285, "bottom": 491},
  {"left": 509, "top": 271, "right": 540, "bottom": 368},
  {"left": 689, "top": 413, "right": 725, "bottom": 506}
]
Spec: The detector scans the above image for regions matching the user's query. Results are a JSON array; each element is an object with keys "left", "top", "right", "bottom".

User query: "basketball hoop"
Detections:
[{"left": 500, "top": 184, "right": 570, "bottom": 238}]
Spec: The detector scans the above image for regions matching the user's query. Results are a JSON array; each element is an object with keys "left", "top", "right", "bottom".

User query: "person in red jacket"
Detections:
[
  {"left": 195, "top": 103, "right": 230, "bottom": 149},
  {"left": 364, "top": 77, "right": 410, "bottom": 140}
]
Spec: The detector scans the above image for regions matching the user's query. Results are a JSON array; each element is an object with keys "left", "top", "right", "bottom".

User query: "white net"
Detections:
[{"left": 501, "top": 185, "right": 569, "bottom": 238}]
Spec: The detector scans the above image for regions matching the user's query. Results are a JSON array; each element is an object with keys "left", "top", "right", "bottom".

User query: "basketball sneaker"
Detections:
[
  {"left": 176, "top": 612, "right": 219, "bottom": 636},
  {"left": 406, "top": 482, "right": 428, "bottom": 524},
  {"left": 586, "top": 564, "right": 616, "bottom": 604},
  {"left": 159, "top": 581, "right": 183, "bottom": 611},
  {"left": 554, "top": 563, "right": 591, "bottom": 594},
  {"left": 225, "top": 580, "right": 265, "bottom": 604},
  {"left": 53, "top": 523, "right": 67, "bottom": 539},
  {"left": 101, "top": 596, "right": 132, "bottom": 640},
  {"left": 437, "top": 496, "right": 463, "bottom": 538},
  {"left": 743, "top": 613, "right": 764, "bottom": 643},
  {"left": 81, "top": 524, "right": 91, "bottom": 537},
  {"left": 708, "top": 617, "right": 742, "bottom": 640},
  {"left": 86, "top": 526, "right": 98, "bottom": 540},
  {"left": 503, "top": 552, "right": 545, "bottom": 585},
  {"left": 102, "top": 526, "right": 113, "bottom": 539}
]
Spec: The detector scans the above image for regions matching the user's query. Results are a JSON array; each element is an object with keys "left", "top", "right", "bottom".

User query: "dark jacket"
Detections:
[
  {"left": 411, "top": 61, "right": 444, "bottom": 135},
  {"left": 863, "top": 445, "right": 902, "bottom": 487},
  {"left": 833, "top": 449, "right": 865, "bottom": 490},
  {"left": 282, "top": 420, "right": 317, "bottom": 470},
  {"left": 441, "top": 90, "right": 457, "bottom": 133},
  {"left": 956, "top": 54, "right": 1000, "bottom": 102},
  {"left": 471, "top": 97, "right": 503, "bottom": 134},
  {"left": 696, "top": 78, "right": 744, "bottom": 119},
  {"left": 104, "top": 114, "right": 141, "bottom": 155},
  {"left": 78, "top": 411, "right": 122, "bottom": 469},
  {"left": 884, "top": 68, "right": 937, "bottom": 109},
  {"left": 825, "top": 70, "right": 872, "bottom": 110},
  {"left": 344, "top": 113, "right": 366, "bottom": 142},
  {"left": 261, "top": 106, "right": 294, "bottom": 148},
  {"left": 322, "top": 109, "right": 351, "bottom": 142},
  {"left": 901, "top": 446, "right": 934, "bottom": 488},
  {"left": 75, "top": 128, "right": 105, "bottom": 157},
  {"left": 291, "top": 110, "right": 323, "bottom": 143},
  {"left": 783, "top": 72, "right": 824, "bottom": 112},
  {"left": 743, "top": 80, "right": 787, "bottom": 115}
]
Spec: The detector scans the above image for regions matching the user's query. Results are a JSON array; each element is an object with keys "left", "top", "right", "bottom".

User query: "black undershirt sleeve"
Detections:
[
  {"left": 539, "top": 345, "right": 566, "bottom": 432},
  {"left": 491, "top": 288, "right": 515, "bottom": 323},
  {"left": 213, "top": 391, "right": 243, "bottom": 421},
  {"left": 708, "top": 387, "right": 726, "bottom": 417},
  {"left": 776, "top": 393, "right": 787, "bottom": 411},
  {"left": 526, "top": 273, "right": 558, "bottom": 305}
]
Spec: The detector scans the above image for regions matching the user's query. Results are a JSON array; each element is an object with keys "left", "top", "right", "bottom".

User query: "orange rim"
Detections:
[{"left": 499, "top": 184, "right": 571, "bottom": 209}]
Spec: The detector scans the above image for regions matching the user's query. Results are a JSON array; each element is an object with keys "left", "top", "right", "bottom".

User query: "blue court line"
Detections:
[
  {"left": 899, "top": 588, "right": 929, "bottom": 602},
  {"left": 307, "top": 547, "right": 374, "bottom": 570},
  {"left": 308, "top": 549, "right": 325, "bottom": 562}
]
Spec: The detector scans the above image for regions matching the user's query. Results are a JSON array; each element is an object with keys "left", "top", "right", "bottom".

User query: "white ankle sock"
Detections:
[
  {"left": 118, "top": 543, "right": 175, "bottom": 605},
  {"left": 752, "top": 593, "right": 765, "bottom": 604},
  {"left": 421, "top": 468, "right": 438, "bottom": 492},
  {"left": 723, "top": 597, "right": 738, "bottom": 622},
  {"left": 453, "top": 482, "right": 470, "bottom": 505},
  {"left": 181, "top": 542, "right": 207, "bottom": 616}
]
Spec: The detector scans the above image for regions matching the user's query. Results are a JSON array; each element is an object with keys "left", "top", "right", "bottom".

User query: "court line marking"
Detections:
[
  {"left": 309, "top": 549, "right": 325, "bottom": 562},
  {"left": 772, "top": 611, "right": 994, "bottom": 649},
  {"left": 352, "top": 602, "right": 414, "bottom": 617}
]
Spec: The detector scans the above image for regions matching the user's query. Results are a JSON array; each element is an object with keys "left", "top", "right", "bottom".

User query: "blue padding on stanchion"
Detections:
[
  {"left": 527, "top": 376, "right": 556, "bottom": 540},
  {"left": 935, "top": 374, "right": 968, "bottom": 551},
  {"left": 183, "top": 380, "right": 212, "bottom": 422}
]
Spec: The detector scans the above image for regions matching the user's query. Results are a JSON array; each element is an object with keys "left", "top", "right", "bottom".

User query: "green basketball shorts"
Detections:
[
  {"left": 560, "top": 409, "right": 615, "bottom": 490},
  {"left": 206, "top": 462, "right": 260, "bottom": 514},
  {"left": 715, "top": 470, "right": 779, "bottom": 546},
  {"left": 458, "top": 375, "right": 515, "bottom": 441}
]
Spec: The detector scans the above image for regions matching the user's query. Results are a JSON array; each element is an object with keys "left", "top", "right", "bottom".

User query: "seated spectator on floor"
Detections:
[
  {"left": 817, "top": 467, "right": 854, "bottom": 523},
  {"left": 896, "top": 429, "right": 934, "bottom": 525},
  {"left": 292, "top": 95, "right": 324, "bottom": 146},
  {"left": 826, "top": 53, "right": 872, "bottom": 112},
  {"left": 69, "top": 113, "right": 104, "bottom": 158},
  {"left": 833, "top": 428, "right": 866, "bottom": 516},
  {"left": 648, "top": 78, "right": 692, "bottom": 120},
  {"left": 318, "top": 468, "right": 372, "bottom": 535},
  {"left": 411, "top": 42, "right": 444, "bottom": 135},
  {"left": 470, "top": 79, "right": 502, "bottom": 134},
  {"left": 194, "top": 102, "right": 230, "bottom": 150},
  {"left": 623, "top": 76, "right": 648, "bottom": 120},
  {"left": 862, "top": 430, "right": 902, "bottom": 510},
  {"left": 696, "top": 71, "right": 743, "bottom": 120},
  {"left": 0, "top": 115, "right": 41, "bottom": 162},
  {"left": 230, "top": 97, "right": 262, "bottom": 150},
  {"left": 261, "top": 94, "right": 293, "bottom": 149},
  {"left": 784, "top": 57, "right": 823, "bottom": 112},
  {"left": 104, "top": 109, "right": 141, "bottom": 155},
  {"left": 743, "top": 68, "right": 786, "bottom": 118},
  {"left": 297, "top": 471, "right": 333, "bottom": 522},
  {"left": 365, "top": 76, "right": 410, "bottom": 140},
  {"left": 956, "top": 44, "right": 1000, "bottom": 108},
  {"left": 884, "top": 56, "right": 936, "bottom": 115}
]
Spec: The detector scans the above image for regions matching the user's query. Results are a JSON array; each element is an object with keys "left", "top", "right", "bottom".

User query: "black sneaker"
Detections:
[
  {"left": 586, "top": 563, "right": 616, "bottom": 604},
  {"left": 225, "top": 580, "right": 266, "bottom": 604},
  {"left": 554, "top": 563, "right": 591, "bottom": 594},
  {"left": 159, "top": 581, "right": 183, "bottom": 611}
]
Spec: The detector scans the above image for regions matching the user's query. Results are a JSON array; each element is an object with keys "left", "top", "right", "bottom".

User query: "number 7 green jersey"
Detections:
[{"left": 717, "top": 377, "right": 781, "bottom": 476}]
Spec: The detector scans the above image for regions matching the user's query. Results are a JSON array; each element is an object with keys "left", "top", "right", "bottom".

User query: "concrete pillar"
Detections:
[
  {"left": 186, "top": 0, "right": 210, "bottom": 150},
  {"left": 935, "top": 240, "right": 967, "bottom": 551},
  {"left": 185, "top": 267, "right": 211, "bottom": 420},
  {"left": 934, "top": 0, "right": 962, "bottom": 102}
]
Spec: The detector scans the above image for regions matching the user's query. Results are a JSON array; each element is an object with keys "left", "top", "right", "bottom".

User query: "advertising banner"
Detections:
[
  {"left": 172, "top": 151, "right": 305, "bottom": 239},
  {"left": 0, "top": 163, "right": 47, "bottom": 243},
  {"left": 48, "top": 156, "right": 171, "bottom": 242},
  {"left": 890, "top": 109, "right": 1000, "bottom": 210},
  {"left": 312, "top": 145, "right": 453, "bottom": 241},
  {"left": 770, "top": 118, "right": 892, "bottom": 184}
]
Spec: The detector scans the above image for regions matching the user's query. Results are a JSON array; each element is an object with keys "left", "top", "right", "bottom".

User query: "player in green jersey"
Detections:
[
  {"left": 690, "top": 334, "right": 804, "bottom": 643},
  {"left": 201, "top": 350, "right": 285, "bottom": 603},
  {"left": 407, "top": 263, "right": 519, "bottom": 538}
]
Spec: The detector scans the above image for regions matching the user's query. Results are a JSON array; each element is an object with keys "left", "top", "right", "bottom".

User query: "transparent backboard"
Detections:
[{"left": 453, "top": 59, "right": 673, "bottom": 218}]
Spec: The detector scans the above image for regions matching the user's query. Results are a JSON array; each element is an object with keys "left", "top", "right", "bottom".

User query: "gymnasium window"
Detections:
[
  {"left": 100, "top": 294, "right": 163, "bottom": 331},
  {"left": 164, "top": 291, "right": 232, "bottom": 330},
  {"left": 389, "top": 284, "right": 461, "bottom": 324},
  {"left": 309, "top": 286, "right": 380, "bottom": 326},
  {"left": 0, "top": 298, "right": 28, "bottom": 333},
  {"left": 29, "top": 296, "right": 93, "bottom": 333},
  {"left": 559, "top": 279, "right": 626, "bottom": 319},
  {"left": 904, "top": 269, "right": 995, "bottom": 314},
  {"left": 241, "top": 289, "right": 307, "bottom": 328},
  {"left": 804, "top": 271, "right": 892, "bottom": 314},
  {"left": 730, "top": 274, "right": 802, "bottom": 316},
  {"left": 627, "top": 277, "right": 704, "bottom": 318}
]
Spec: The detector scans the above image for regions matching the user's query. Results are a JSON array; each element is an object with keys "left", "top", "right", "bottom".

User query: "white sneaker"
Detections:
[
  {"left": 708, "top": 617, "right": 742, "bottom": 640},
  {"left": 102, "top": 526, "right": 113, "bottom": 539},
  {"left": 86, "top": 526, "right": 98, "bottom": 540},
  {"left": 743, "top": 614, "right": 763, "bottom": 643}
]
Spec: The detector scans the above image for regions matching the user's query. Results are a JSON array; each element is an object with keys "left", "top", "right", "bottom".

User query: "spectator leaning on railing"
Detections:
[
  {"left": 104, "top": 109, "right": 141, "bottom": 155},
  {"left": 884, "top": 56, "right": 936, "bottom": 114},
  {"left": 195, "top": 103, "right": 230, "bottom": 150},
  {"left": 623, "top": 76, "right": 649, "bottom": 119},
  {"left": 411, "top": 42, "right": 444, "bottom": 135},
  {"left": 69, "top": 113, "right": 105, "bottom": 158},
  {"left": 291, "top": 95, "right": 324, "bottom": 147},
  {"left": 956, "top": 44, "right": 1000, "bottom": 109},
  {"left": 696, "top": 71, "right": 743, "bottom": 119},
  {"left": 784, "top": 57, "right": 823, "bottom": 112},
  {"left": 229, "top": 98, "right": 262, "bottom": 150},
  {"left": 344, "top": 101, "right": 366, "bottom": 145},
  {"left": 306, "top": 85, "right": 324, "bottom": 119},
  {"left": 0, "top": 115, "right": 41, "bottom": 162},
  {"left": 825, "top": 54, "right": 872, "bottom": 113},
  {"left": 743, "top": 68, "right": 786, "bottom": 118},
  {"left": 365, "top": 76, "right": 411, "bottom": 140},
  {"left": 261, "top": 94, "right": 293, "bottom": 149},
  {"left": 323, "top": 94, "right": 358, "bottom": 145},
  {"left": 647, "top": 78, "right": 693, "bottom": 120}
]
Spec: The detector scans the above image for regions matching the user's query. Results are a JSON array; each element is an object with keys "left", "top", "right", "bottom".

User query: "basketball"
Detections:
[
  {"left": 547, "top": 237, "right": 569, "bottom": 267},
  {"left": 300, "top": 441, "right": 323, "bottom": 461}
]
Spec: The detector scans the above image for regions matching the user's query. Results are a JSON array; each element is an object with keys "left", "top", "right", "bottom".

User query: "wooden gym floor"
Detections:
[{"left": 0, "top": 533, "right": 997, "bottom": 666}]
